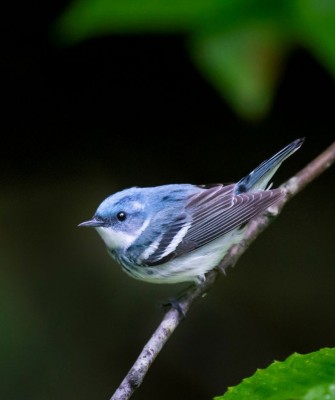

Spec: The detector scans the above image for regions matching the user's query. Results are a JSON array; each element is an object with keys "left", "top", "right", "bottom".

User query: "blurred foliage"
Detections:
[
  {"left": 217, "top": 348, "right": 335, "bottom": 400},
  {"left": 55, "top": 0, "right": 335, "bottom": 119}
]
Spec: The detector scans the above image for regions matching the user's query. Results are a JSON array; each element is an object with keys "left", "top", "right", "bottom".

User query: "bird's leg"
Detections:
[{"left": 160, "top": 283, "right": 197, "bottom": 319}]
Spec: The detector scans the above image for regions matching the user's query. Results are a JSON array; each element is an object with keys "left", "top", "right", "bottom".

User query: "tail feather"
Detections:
[{"left": 235, "top": 138, "right": 304, "bottom": 194}]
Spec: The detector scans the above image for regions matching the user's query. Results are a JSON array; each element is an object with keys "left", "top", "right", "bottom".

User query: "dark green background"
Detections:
[{"left": 1, "top": 2, "right": 335, "bottom": 399}]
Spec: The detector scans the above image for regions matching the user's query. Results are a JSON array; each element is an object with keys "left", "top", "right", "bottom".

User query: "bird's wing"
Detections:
[{"left": 145, "top": 184, "right": 284, "bottom": 266}]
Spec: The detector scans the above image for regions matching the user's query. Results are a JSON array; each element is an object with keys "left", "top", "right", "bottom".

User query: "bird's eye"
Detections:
[{"left": 117, "top": 211, "right": 127, "bottom": 222}]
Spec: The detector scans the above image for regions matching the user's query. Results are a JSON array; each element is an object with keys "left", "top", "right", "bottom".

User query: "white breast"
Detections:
[{"left": 122, "top": 228, "right": 245, "bottom": 284}]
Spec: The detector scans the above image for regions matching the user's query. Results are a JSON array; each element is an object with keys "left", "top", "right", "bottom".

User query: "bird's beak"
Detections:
[{"left": 78, "top": 218, "right": 105, "bottom": 228}]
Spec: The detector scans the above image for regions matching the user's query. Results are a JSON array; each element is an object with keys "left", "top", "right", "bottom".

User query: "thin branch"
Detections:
[{"left": 111, "top": 141, "right": 335, "bottom": 400}]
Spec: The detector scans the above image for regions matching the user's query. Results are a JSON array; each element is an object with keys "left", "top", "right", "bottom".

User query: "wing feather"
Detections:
[{"left": 145, "top": 184, "right": 284, "bottom": 266}]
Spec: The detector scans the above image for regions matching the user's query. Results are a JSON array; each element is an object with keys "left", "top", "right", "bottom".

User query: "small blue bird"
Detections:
[{"left": 79, "top": 139, "right": 303, "bottom": 284}]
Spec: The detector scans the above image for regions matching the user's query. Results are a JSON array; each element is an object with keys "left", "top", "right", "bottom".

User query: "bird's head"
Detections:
[{"left": 79, "top": 187, "right": 150, "bottom": 251}]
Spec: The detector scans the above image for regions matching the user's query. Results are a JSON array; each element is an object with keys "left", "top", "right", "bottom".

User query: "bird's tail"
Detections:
[{"left": 235, "top": 138, "right": 304, "bottom": 194}]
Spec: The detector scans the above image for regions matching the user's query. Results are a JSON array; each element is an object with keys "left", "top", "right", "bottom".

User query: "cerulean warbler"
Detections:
[{"left": 79, "top": 138, "right": 303, "bottom": 284}]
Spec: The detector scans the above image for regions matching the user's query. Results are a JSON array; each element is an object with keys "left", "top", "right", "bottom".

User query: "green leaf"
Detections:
[
  {"left": 54, "top": 0, "right": 291, "bottom": 45},
  {"left": 190, "top": 25, "right": 289, "bottom": 120},
  {"left": 215, "top": 348, "right": 335, "bottom": 400},
  {"left": 53, "top": 0, "right": 335, "bottom": 119},
  {"left": 292, "top": 0, "right": 335, "bottom": 78},
  {"left": 54, "top": 0, "right": 219, "bottom": 43},
  {"left": 303, "top": 383, "right": 335, "bottom": 400}
]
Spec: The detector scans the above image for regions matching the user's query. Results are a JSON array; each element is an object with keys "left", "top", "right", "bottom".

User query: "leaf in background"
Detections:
[
  {"left": 190, "top": 25, "right": 290, "bottom": 120},
  {"left": 54, "top": 0, "right": 335, "bottom": 119},
  {"left": 215, "top": 348, "right": 335, "bottom": 400},
  {"left": 292, "top": 0, "right": 335, "bottom": 79},
  {"left": 55, "top": 0, "right": 218, "bottom": 43}
]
